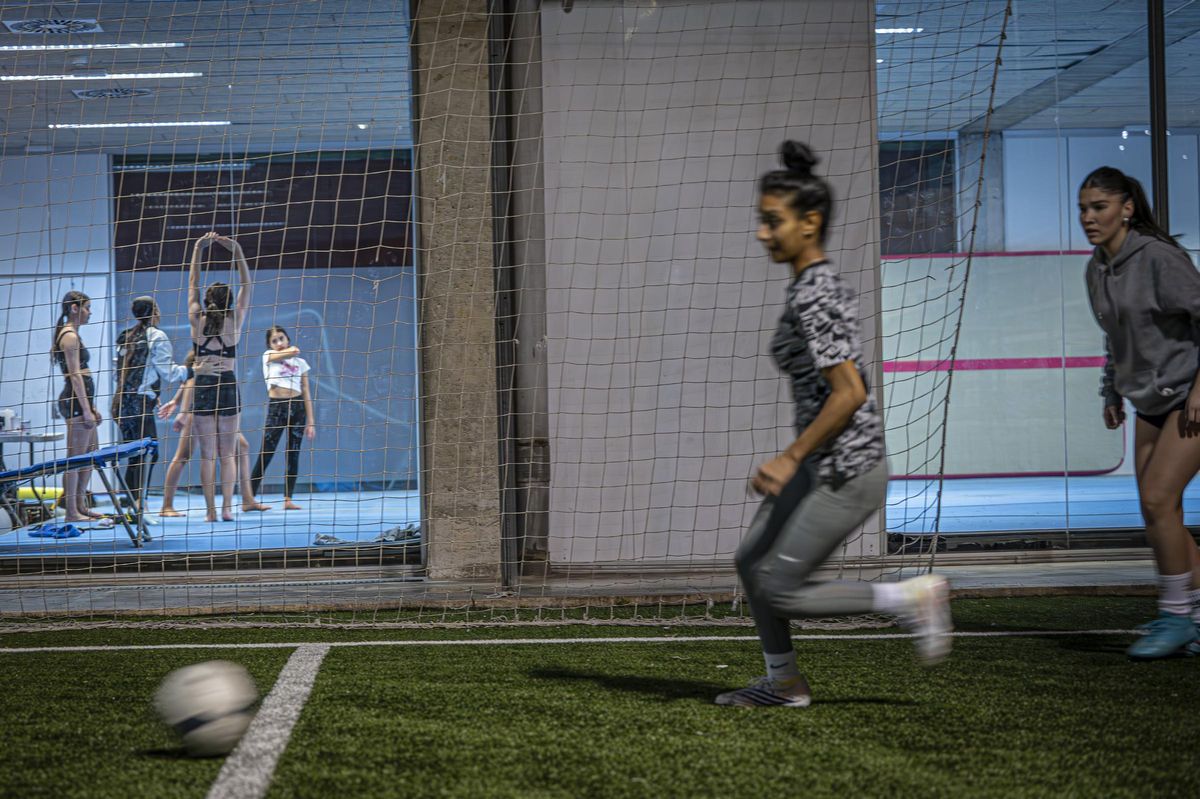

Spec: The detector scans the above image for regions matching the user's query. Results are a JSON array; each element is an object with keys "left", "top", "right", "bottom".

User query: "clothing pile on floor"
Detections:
[{"left": 312, "top": 523, "right": 421, "bottom": 547}]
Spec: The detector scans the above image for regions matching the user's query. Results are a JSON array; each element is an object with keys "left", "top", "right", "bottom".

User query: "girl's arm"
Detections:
[
  {"left": 157, "top": 376, "right": 189, "bottom": 419},
  {"left": 171, "top": 379, "right": 195, "bottom": 433},
  {"left": 229, "top": 237, "right": 252, "bottom": 334},
  {"left": 781, "top": 362, "right": 866, "bottom": 464},
  {"left": 60, "top": 331, "right": 98, "bottom": 425},
  {"left": 265, "top": 346, "right": 301, "bottom": 363},
  {"left": 178, "top": 379, "right": 194, "bottom": 415},
  {"left": 147, "top": 329, "right": 190, "bottom": 385},
  {"left": 189, "top": 233, "right": 217, "bottom": 330},
  {"left": 752, "top": 362, "right": 867, "bottom": 497},
  {"left": 301, "top": 373, "right": 316, "bottom": 439}
]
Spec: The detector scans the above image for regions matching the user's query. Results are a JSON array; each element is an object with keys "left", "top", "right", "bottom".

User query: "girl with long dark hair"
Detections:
[
  {"left": 250, "top": 325, "right": 315, "bottom": 510},
  {"left": 1081, "top": 166, "right": 1200, "bottom": 658},
  {"left": 714, "top": 142, "right": 951, "bottom": 708},
  {"left": 112, "top": 295, "right": 190, "bottom": 513},
  {"left": 156, "top": 352, "right": 270, "bottom": 516},
  {"left": 51, "top": 290, "right": 103, "bottom": 522},
  {"left": 188, "top": 231, "right": 252, "bottom": 522}
]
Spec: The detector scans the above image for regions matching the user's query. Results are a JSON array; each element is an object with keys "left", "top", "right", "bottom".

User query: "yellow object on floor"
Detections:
[{"left": 17, "top": 486, "right": 62, "bottom": 501}]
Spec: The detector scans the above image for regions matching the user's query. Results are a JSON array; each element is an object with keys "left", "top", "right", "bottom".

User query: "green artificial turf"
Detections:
[
  {"left": 268, "top": 633, "right": 1200, "bottom": 799},
  {"left": 0, "top": 649, "right": 290, "bottom": 799},
  {"left": 0, "top": 598, "right": 1197, "bottom": 798}
]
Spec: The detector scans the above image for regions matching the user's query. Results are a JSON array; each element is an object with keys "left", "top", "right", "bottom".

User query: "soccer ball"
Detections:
[{"left": 154, "top": 660, "right": 258, "bottom": 757}]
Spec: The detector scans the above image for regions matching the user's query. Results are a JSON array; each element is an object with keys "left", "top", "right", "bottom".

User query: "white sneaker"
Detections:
[{"left": 900, "top": 574, "right": 952, "bottom": 665}]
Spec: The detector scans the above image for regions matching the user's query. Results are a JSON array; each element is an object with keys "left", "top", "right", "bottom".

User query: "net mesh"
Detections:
[{"left": 0, "top": 0, "right": 1016, "bottom": 623}]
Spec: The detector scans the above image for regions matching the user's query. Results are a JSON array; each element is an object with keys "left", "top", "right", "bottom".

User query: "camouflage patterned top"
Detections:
[{"left": 769, "top": 261, "right": 886, "bottom": 486}]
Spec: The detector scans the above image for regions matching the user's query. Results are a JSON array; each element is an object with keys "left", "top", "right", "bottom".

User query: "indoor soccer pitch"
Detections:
[{"left": 2, "top": 596, "right": 1199, "bottom": 799}]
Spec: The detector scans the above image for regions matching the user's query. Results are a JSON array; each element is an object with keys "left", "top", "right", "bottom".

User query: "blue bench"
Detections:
[{"left": 0, "top": 438, "right": 158, "bottom": 547}]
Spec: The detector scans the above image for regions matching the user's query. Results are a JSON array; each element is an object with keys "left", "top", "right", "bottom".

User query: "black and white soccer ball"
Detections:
[{"left": 154, "top": 660, "right": 258, "bottom": 757}]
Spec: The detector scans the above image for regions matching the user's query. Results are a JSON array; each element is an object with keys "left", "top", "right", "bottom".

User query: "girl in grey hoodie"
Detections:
[{"left": 1082, "top": 166, "right": 1200, "bottom": 659}]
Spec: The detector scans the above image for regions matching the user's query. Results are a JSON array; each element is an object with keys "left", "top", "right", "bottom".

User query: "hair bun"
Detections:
[{"left": 780, "top": 140, "right": 819, "bottom": 177}]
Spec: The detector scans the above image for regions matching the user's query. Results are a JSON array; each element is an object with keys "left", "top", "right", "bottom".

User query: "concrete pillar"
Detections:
[
  {"left": 506, "top": 0, "right": 550, "bottom": 563},
  {"left": 958, "top": 132, "right": 1006, "bottom": 252},
  {"left": 414, "top": 0, "right": 501, "bottom": 580}
]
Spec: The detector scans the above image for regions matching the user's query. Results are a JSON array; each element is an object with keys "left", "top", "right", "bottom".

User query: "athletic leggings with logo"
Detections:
[
  {"left": 250, "top": 397, "right": 306, "bottom": 498},
  {"left": 736, "top": 458, "right": 889, "bottom": 655}
]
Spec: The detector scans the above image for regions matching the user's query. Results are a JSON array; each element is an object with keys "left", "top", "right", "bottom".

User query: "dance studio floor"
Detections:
[
  {"left": 888, "top": 474, "right": 1200, "bottom": 534},
  {"left": 0, "top": 490, "right": 421, "bottom": 557},
  {"left": 4, "top": 476, "right": 1199, "bottom": 558}
]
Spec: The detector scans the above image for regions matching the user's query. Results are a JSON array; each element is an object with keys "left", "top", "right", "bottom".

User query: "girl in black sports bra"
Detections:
[
  {"left": 51, "top": 290, "right": 105, "bottom": 522},
  {"left": 188, "top": 231, "right": 253, "bottom": 523}
]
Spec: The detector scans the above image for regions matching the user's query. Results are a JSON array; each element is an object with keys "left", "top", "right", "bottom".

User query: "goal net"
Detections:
[{"left": 0, "top": 0, "right": 1014, "bottom": 623}]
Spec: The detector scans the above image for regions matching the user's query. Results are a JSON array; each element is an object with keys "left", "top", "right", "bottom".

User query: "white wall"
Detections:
[
  {"left": 542, "top": 0, "right": 879, "bottom": 566},
  {"left": 883, "top": 254, "right": 1123, "bottom": 477},
  {"left": 1003, "top": 130, "right": 1200, "bottom": 253},
  {"left": 0, "top": 154, "right": 114, "bottom": 469},
  {"left": 1001, "top": 130, "right": 1200, "bottom": 476}
]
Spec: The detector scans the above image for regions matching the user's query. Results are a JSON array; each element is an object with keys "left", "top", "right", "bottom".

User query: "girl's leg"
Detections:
[
  {"left": 122, "top": 398, "right": 158, "bottom": 512},
  {"left": 77, "top": 424, "right": 103, "bottom": 518},
  {"left": 216, "top": 414, "right": 239, "bottom": 522},
  {"left": 717, "top": 461, "right": 947, "bottom": 707},
  {"left": 735, "top": 498, "right": 799, "bottom": 660},
  {"left": 283, "top": 400, "right": 304, "bottom": 509},
  {"left": 62, "top": 417, "right": 83, "bottom": 521},
  {"left": 159, "top": 420, "right": 192, "bottom": 516},
  {"left": 251, "top": 400, "right": 286, "bottom": 498},
  {"left": 1136, "top": 414, "right": 1200, "bottom": 574},
  {"left": 717, "top": 466, "right": 819, "bottom": 708},
  {"left": 67, "top": 420, "right": 103, "bottom": 520},
  {"left": 237, "top": 433, "right": 271, "bottom": 512},
  {"left": 1128, "top": 413, "right": 1200, "bottom": 658},
  {"left": 193, "top": 414, "right": 219, "bottom": 522}
]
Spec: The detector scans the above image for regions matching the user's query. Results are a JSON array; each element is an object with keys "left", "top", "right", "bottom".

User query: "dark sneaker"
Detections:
[{"left": 715, "top": 675, "right": 812, "bottom": 708}]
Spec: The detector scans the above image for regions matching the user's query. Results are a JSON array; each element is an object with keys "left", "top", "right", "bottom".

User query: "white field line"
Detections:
[
  {"left": 0, "top": 629, "right": 1139, "bottom": 654},
  {"left": 206, "top": 644, "right": 330, "bottom": 799}
]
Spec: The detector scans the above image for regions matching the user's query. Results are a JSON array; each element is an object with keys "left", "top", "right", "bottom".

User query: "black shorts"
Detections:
[
  {"left": 57, "top": 375, "right": 96, "bottom": 419},
  {"left": 1137, "top": 403, "right": 1185, "bottom": 430},
  {"left": 193, "top": 371, "right": 240, "bottom": 417}
]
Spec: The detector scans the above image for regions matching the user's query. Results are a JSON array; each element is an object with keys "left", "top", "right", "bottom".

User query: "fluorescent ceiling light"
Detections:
[
  {"left": 49, "top": 121, "right": 231, "bottom": 129},
  {"left": 0, "top": 42, "right": 185, "bottom": 53},
  {"left": 876, "top": 27, "right": 924, "bottom": 34},
  {"left": 2, "top": 71, "right": 201, "bottom": 81}
]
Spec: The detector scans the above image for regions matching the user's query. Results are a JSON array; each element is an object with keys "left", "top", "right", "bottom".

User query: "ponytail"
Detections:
[
  {"left": 51, "top": 290, "right": 90, "bottom": 364},
  {"left": 203, "top": 282, "right": 232, "bottom": 337},
  {"left": 1080, "top": 167, "right": 1180, "bottom": 248},
  {"left": 115, "top": 296, "right": 158, "bottom": 397}
]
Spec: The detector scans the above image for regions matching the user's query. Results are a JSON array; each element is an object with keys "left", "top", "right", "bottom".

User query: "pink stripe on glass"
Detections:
[{"left": 883, "top": 356, "right": 1106, "bottom": 373}]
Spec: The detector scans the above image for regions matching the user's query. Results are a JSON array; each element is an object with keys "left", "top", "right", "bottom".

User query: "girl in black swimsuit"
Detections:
[
  {"left": 51, "top": 290, "right": 104, "bottom": 522},
  {"left": 188, "top": 231, "right": 253, "bottom": 523}
]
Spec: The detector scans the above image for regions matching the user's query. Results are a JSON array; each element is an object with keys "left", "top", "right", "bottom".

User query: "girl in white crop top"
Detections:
[{"left": 250, "top": 325, "right": 316, "bottom": 509}]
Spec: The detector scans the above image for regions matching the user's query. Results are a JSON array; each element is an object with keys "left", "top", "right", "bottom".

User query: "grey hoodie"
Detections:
[{"left": 1085, "top": 229, "right": 1200, "bottom": 415}]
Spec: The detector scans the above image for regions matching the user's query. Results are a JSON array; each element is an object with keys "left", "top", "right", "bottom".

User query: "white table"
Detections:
[
  {"left": 0, "top": 431, "right": 65, "bottom": 530},
  {"left": 0, "top": 430, "right": 64, "bottom": 471}
]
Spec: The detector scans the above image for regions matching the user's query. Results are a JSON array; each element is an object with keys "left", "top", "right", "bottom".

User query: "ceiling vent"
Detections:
[
  {"left": 3, "top": 19, "right": 103, "bottom": 34},
  {"left": 72, "top": 87, "right": 153, "bottom": 100}
]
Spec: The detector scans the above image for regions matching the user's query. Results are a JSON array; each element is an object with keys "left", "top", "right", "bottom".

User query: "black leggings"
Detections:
[
  {"left": 251, "top": 397, "right": 306, "bottom": 497},
  {"left": 116, "top": 393, "right": 159, "bottom": 507}
]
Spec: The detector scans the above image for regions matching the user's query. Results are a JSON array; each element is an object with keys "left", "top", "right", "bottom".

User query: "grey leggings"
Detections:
[{"left": 736, "top": 458, "right": 889, "bottom": 655}]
